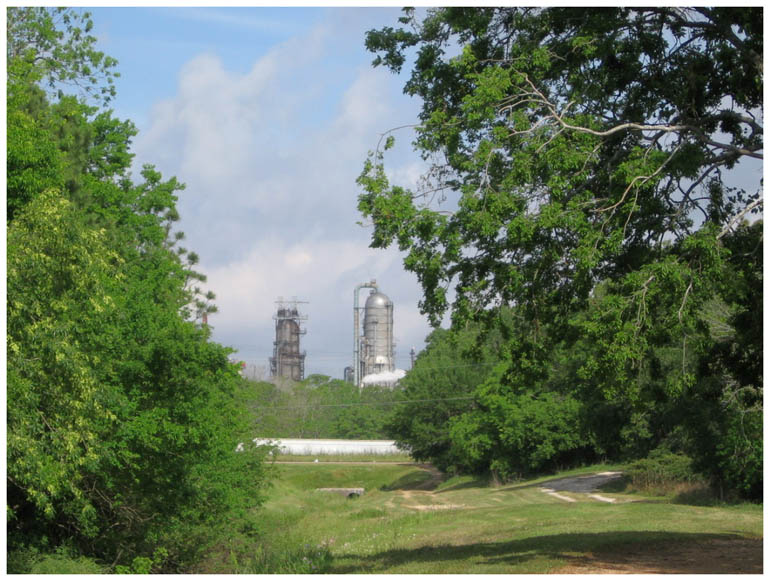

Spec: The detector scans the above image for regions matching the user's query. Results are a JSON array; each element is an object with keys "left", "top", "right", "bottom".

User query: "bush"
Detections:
[
  {"left": 627, "top": 448, "right": 705, "bottom": 493},
  {"left": 8, "top": 545, "right": 105, "bottom": 574}
]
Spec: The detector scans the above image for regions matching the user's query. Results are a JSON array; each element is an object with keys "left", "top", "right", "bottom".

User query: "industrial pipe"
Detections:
[{"left": 353, "top": 280, "right": 377, "bottom": 387}]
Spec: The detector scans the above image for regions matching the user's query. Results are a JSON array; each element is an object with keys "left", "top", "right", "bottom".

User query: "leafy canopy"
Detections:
[
  {"left": 7, "top": 7, "right": 269, "bottom": 570},
  {"left": 359, "top": 7, "right": 762, "bottom": 494}
]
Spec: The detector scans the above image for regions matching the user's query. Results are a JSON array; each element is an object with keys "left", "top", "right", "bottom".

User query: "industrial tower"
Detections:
[
  {"left": 352, "top": 280, "right": 395, "bottom": 387},
  {"left": 269, "top": 298, "right": 307, "bottom": 382}
]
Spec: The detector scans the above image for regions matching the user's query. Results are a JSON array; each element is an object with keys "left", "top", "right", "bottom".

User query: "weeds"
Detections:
[
  {"left": 231, "top": 541, "right": 333, "bottom": 573},
  {"left": 7, "top": 545, "right": 105, "bottom": 574}
]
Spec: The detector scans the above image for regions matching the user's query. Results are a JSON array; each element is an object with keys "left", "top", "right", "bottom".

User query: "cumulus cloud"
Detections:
[
  {"left": 201, "top": 237, "right": 396, "bottom": 332},
  {"left": 130, "top": 9, "right": 433, "bottom": 377}
]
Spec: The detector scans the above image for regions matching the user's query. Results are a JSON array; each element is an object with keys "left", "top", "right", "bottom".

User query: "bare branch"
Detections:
[
  {"left": 717, "top": 197, "right": 764, "bottom": 240},
  {"left": 678, "top": 279, "right": 693, "bottom": 325}
]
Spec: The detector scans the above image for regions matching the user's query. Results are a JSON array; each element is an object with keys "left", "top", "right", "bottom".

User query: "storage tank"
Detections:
[{"left": 362, "top": 290, "right": 394, "bottom": 376}]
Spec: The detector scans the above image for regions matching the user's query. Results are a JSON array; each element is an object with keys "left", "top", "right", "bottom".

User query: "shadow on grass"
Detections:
[
  {"left": 329, "top": 531, "right": 756, "bottom": 574},
  {"left": 434, "top": 477, "right": 490, "bottom": 494}
]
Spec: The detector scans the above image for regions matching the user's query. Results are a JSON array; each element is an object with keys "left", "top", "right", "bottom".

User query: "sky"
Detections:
[
  {"left": 87, "top": 6, "right": 436, "bottom": 379},
  {"left": 24, "top": 4, "right": 763, "bottom": 381}
]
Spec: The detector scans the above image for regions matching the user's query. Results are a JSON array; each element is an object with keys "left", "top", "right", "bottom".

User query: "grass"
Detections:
[
  {"left": 247, "top": 462, "right": 762, "bottom": 574},
  {"left": 271, "top": 452, "right": 413, "bottom": 463}
]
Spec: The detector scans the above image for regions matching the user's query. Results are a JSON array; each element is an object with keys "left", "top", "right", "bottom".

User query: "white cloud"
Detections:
[
  {"left": 131, "top": 10, "right": 433, "bottom": 377},
  {"left": 202, "top": 237, "right": 393, "bottom": 327}
]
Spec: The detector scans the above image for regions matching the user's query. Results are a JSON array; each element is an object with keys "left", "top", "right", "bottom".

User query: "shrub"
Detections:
[
  {"left": 627, "top": 448, "right": 705, "bottom": 493},
  {"left": 8, "top": 545, "right": 105, "bottom": 574}
]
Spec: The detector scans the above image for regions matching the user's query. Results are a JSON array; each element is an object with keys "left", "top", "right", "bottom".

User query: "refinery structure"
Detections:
[
  {"left": 267, "top": 282, "right": 402, "bottom": 387},
  {"left": 269, "top": 298, "right": 307, "bottom": 382},
  {"left": 352, "top": 280, "right": 396, "bottom": 387}
]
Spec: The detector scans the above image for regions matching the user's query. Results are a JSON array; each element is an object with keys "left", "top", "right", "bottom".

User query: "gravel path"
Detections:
[
  {"left": 538, "top": 471, "right": 624, "bottom": 503},
  {"left": 539, "top": 471, "right": 624, "bottom": 493}
]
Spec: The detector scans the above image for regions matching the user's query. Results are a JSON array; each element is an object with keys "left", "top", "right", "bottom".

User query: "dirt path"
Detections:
[
  {"left": 539, "top": 471, "right": 624, "bottom": 493},
  {"left": 411, "top": 463, "right": 445, "bottom": 490},
  {"left": 384, "top": 464, "right": 451, "bottom": 511},
  {"left": 553, "top": 537, "right": 763, "bottom": 574}
]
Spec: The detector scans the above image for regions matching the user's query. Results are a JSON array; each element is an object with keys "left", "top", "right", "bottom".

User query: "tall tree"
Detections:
[
  {"left": 7, "top": 8, "right": 268, "bottom": 569},
  {"left": 359, "top": 7, "right": 762, "bottom": 493},
  {"left": 360, "top": 7, "right": 761, "bottom": 328}
]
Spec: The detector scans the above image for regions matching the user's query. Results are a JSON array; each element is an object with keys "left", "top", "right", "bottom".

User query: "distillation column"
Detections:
[
  {"left": 270, "top": 298, "right": 307, "bottom": 382},
  {"left": 362, "top": 290, "right": 395, "bottom": 377}
]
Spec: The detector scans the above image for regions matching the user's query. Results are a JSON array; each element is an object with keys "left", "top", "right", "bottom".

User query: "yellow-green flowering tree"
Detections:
[{"left": 7, "top": 7, "right": 271, "bottom": 570}]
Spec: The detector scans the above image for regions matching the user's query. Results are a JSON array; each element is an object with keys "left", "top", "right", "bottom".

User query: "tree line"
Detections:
[{"left": 246, "top": 375, "right": 403, "bottom": 440}]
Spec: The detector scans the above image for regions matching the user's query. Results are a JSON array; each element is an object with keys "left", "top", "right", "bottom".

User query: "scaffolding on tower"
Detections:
[{"left": 269, "top": 297, "right": 307, "bottom": 382}]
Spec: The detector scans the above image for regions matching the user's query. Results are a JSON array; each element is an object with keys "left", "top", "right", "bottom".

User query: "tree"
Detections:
[
  {"left": 359, "top": 8, "right": 762, "bottom": 493},
  {"left": 386, "top": 320, "right": 507, "bottom": 473},
  {"left": 245, "top": 374, "right": 403, "bottom": 440},
  {"left": 683, "top": 221, "right": 763, "bottom": 498},
  {"left": 7, "top": 8, "right": 270, "bottom": 569},
  {"left": 360, "top": 7, "right": 761, "bottom": 328},
  {"left": 7, "top": 7, "right": 119, "bottom": 106}
]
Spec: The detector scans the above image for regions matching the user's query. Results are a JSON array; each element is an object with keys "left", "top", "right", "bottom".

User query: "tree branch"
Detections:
[{"left": 717, "top": 197, "right": 764, "bottom": 239}]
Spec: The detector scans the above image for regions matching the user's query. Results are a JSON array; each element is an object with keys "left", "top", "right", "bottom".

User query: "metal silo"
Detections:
[{"left": 362, "top": 290, "right": 394, "bottom": 377}]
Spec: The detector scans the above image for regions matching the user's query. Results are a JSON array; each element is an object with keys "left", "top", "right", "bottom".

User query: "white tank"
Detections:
[{"left": 362, "top": 290, "right": 394, "bottom": 376}]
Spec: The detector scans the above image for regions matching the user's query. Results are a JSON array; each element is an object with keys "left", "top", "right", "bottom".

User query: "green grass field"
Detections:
[{"left": 252, "top": 462, "right": 762, "bottom": 574}]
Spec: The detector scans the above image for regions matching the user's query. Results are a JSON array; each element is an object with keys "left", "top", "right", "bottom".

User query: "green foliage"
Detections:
[
  {"left": 8, "top": 545, "right": 95, "bottom": 575},
  {"left": 114, "top": 548, "right": 169, "bottom": 574},
  {"left": 7, "top": 7, "right": 119, "bottom": 105},
  {"left": 245, "top": 375, "right": 403, "bottom": 440},
  {"left": 359, "top": 7, "right": 762, "bottom": 498},
  {"left": 453, "top": 389, "right": 587, "bottom": 480},
  {"left": 7, "top": 192, "right": 122, "bottom": 533},
  {"left": 20, "top": 547, "right": 105, "bottom": 575},
  {"left": 384, "top": 322, "right": 504, "bottom": 472},
  {"left": 6, "top": 7, "right": 272, "bottom": 571},
  {"left": 627, "top": 448, "right": 703, "bottom": 490},
  {"left": 235, "top": 542, "right": 333, "bottom": 574},
  {"left": 6, "top": 102, "right": 64, "bottom": 220}
]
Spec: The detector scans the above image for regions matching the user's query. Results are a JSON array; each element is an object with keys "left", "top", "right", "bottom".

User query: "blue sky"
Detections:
[{"left": 86, "top": 6, "right": 434, "bottom": 379}]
